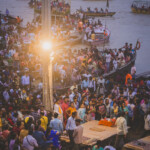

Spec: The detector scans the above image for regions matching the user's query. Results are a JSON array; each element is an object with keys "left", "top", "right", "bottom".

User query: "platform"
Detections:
[
  {"left": 61, "top": 120, "right": 118, "bottom": 146},
  {"left": 123, "top": 136, "right": 150, "bottom": 150}
]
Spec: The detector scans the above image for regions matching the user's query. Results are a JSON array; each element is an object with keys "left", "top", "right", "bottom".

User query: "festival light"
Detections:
[{"left": 42, "top": 41, "right": 52, "bottom": 51}]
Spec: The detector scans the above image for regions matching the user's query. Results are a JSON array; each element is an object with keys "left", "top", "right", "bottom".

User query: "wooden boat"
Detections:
[
  {"left": 55, "top": 32, "right": 82, "bottom": 49},
  {"left": 131, "top": 1, "right": 150, "bottom": 14},
  {"left": 1, "top": 14, "right": 23, "bottom": 25},
  {"left": 83, "top": 26, "right": 111, "bottom": 46},
  {"left": 34, "top": 8, "right": 70, "bottom": 16},
  {"left": 79, "top": 11, "right": 115, "bottom": 17},
  {"left": 135, "top": 71, "right": 150, "bottom": 79},
  {"left": 104, "top": 53, "right": 136, "bottom": 78}
]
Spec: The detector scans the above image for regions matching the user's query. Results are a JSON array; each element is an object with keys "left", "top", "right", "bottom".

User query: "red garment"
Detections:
[
  {"left": 7, "top": 118, "right": 14, "bottom": 126},
  {"left": 61, "top": 102, "right": 69, "bottom": 126},
  {"left": 61, "top": 102, "right": 69, "bottom": 115},
  {"left": 2, "top": 130, "right": 10, "bottom": 140},
  {"left": 139, "top": 80, "right": 144, "bottom": 86}
]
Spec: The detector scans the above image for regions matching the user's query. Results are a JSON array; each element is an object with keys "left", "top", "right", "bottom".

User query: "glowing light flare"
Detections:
[{"left": 42, "top": 41, "right": 52, "bottom": 51}]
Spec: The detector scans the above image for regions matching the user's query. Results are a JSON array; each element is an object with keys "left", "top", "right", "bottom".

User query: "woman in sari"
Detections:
[
  {"left": 45, "top": 127, "right": 60, "bottom": 148},
  {"left": 66, "top": 102, "right": 76, "bottom": 118}
]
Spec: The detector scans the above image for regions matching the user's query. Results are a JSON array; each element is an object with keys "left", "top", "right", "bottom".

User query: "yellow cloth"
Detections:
[
  {"left": 59, "top": 106, "right": 62, "bottom": 114},
  {"left": 19, "top": 129, "right": 28, "bottom": 143},
  {"left": 67, "top": 107, "right": 76, "bottom": 117},
  {"left": 0, "top": 118, "right": 2, "bottom": 128},
  {"left": 40, "top": 116, "right": 48, "bottom": 131},
  {"left": 114, "top": 106, "right": 118, "bottom": 115},
  {"left": 25, "top": 117, "right": 29, "bottom": 124},
  {"left": 91, "top": 34, "right": 95, "bottom": 40}
]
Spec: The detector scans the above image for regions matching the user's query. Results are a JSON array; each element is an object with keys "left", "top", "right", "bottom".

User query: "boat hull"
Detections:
[
  {"left": 84, "top": 35, "right": 110, "bottom": 46},
  {"left": 131, "top": 7, "right": 150, "bottom": 14},
  {"left": 104, "top": 53, "right": 136, "bottom": 78},
  {"left": 83, "top": 12, "right": 116, "bottom": 17}
]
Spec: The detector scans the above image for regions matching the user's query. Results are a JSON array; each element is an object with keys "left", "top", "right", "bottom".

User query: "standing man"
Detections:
[
  {"left": 131, "top": 65, "right": 136, "bottom": 79},
  {"left": 73, "top": 119, "right": 83, "bottom": 150},
  {"left": 40, "top": 111, "right": 48, "bottom": 131},
  {"left": 66, "top": 111, "right": 77, "bottom": 147},
  {"left": 50, "top": 112, "right": 63, "bottom": 134},
  {"left": 115, "top": 112, "right": 128, "bottom": 150}
]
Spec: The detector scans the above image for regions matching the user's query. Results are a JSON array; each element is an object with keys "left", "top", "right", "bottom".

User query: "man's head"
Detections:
[
  {"left": 64, "top": 97, "right": 69, "bottom": 103},
  {"left": 72, "top": 111, "right": 77, "bottom": 118},
  {"left": 75, "top": 119, "right": 81, "bottom": 126},
  {"left": 70, "top": 102, "right": 74, "bottom": 107},
  {"left": 54, "top": 112, "right": 58, "bottom": 118},
  {"left": 40, "top": 111, "right": 44, "bottom": 117}
]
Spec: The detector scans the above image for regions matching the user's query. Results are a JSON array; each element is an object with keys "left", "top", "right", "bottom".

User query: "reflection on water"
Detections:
[{"left": 0, "top": 0, "right": 150, "bottom": 73}]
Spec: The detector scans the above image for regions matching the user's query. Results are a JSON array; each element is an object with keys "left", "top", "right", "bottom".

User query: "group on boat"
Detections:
[
  {"left": 131, "top": 1, "right": 150, "bottom": 14},
  {"left": 78, "top": 7, "right": 116, "bottom": 17},
  {"left": 30, "top": 0, "right": 70, "bottom": 15},
  {"left": 0, "top": 9, "right": 22, "bottom": 25}
]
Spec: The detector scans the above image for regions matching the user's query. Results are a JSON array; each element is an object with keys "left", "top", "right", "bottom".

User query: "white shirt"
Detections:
[
  {"left": 97, "top": 78, "right": 105, "bottom": 86},
  {"left": 66, "top": 116, "right": 76, "bottom": 130},
  {"left": 54, "top": 104, "right": 63, "bottom": 122},
  {"left": 82, "top": 73, "right": 92, "bottom": 81},
  {"left": 23, "top": 135, "right": 38, "bottom": 150},
  {"left": 113, "top": 60, "right": 118, "bottom": 69},
  {"left": 106, "top": 54, "right": 111, "bottom": 63},
  {"left": 118, "top": 52, "right": 124, "bottom": 59},
  {"left": 131, "top": 66, "right": 136, "bottom": 75},
  {"left": 115, "top": 117, "right": 128, "bottom": 135},
  {"left": 69, "top": 93, "right": 75, "bottom": 102},
  {"left": 21, "top": 75, "right": 30, "bottom": 85}
]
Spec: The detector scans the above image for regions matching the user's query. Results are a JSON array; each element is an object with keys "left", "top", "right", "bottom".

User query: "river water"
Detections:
[{"left": 0, "top": 0, "right": 150, "bottom": 74}]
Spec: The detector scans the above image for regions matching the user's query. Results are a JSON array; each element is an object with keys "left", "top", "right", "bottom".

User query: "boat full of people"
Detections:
[
  {"left": 77, "top": 7, "right": 116, "bottom": 17},
  {"left": 29, "top": 0, "right": 70, "bottom": 15},
  {"left": 131, "top": 0, "right": 150, "bottom": 14},
  {"left": 83, "top": 25, "right": 110, "bottom": 46},
  {"left": 0, "top": 14, "right": 22, "bottom": 25}
]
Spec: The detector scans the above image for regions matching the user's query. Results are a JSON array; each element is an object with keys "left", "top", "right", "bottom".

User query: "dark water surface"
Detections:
[{"left": 0, "top": 0, "right": 150, "bottom": 73}]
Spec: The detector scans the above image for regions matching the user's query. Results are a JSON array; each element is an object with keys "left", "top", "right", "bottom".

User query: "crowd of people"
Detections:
[
  {"left": 79, "top": 7, "right": 109, "bottom": 13},
  {"left": 51, "top": 0, "right": 70, "bottom": 15},
  {"left": 53, "top": 41, "right": 138, "bottom": 88},
  {"left": 30, "top": 0, "right": 70, "bottom": 15},
  {"left": 0, "top": 6, "right": 150, "bottom": 150},
  {"left": 131, "top": 2, "right": 150, "bottom": 12}
]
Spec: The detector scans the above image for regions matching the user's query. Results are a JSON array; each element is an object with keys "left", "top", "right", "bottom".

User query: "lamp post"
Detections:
[{"left": 41, "top": 0, "right": 53, "bottom": 111}]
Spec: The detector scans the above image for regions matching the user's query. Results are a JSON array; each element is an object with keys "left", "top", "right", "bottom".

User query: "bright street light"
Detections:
[{"left": 42, "top": 41, "right": 52, "bottom": 51}]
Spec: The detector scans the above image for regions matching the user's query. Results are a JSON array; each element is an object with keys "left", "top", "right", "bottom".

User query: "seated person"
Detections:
[{"left": 45, "top": 127, "right": 60, "bottom": 148}]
